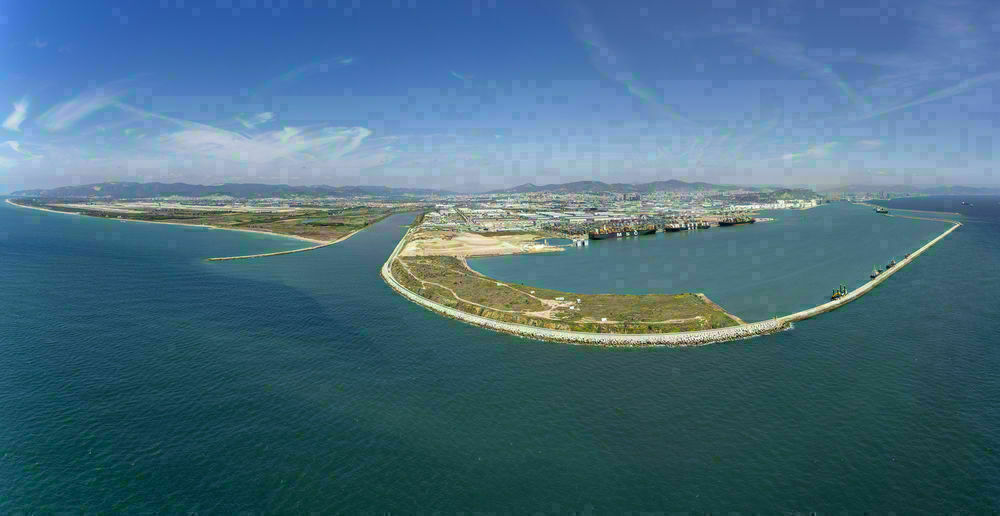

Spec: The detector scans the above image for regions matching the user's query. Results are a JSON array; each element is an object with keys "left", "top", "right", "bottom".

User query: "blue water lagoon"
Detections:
[{"left": 471, "top": 203, "right": 957, "bottom": 322}]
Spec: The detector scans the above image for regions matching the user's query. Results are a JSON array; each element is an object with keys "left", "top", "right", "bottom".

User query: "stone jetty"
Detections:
[
  {"left": 207, "top": 241, "right": 335, "bottom": 261},
  {"left": 776, "top": 219, "right": 961, "bottom": 325},
  {"left": 205, "top": 228, "right": 362, "bottom": 261},
  {"left": 382, "top": 218, "right": 962, "bottom": 347}
]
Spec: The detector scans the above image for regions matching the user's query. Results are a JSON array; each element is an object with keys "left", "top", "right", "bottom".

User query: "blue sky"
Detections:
[{"left": 2, "top": 0, "right": 999, "bottom": 192}]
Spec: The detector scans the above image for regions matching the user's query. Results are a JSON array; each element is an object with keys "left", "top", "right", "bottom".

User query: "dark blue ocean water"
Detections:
[{"left": 1, "top": 198, "right": 998, "bottom": 512}]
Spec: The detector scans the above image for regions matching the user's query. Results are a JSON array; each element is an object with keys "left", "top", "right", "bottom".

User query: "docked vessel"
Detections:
[
  {"left": 588, "top": 225, "right": 656, "bottom": 240},
  {"left": 885, "top": 258, "right": 896, "bottom": 269},
  {"left": 870, "top": 266, "right": 880, "bottom": 279},
  {"left": 662, "top": 222, "right": 687, "bottom": 232},
  {"left": 718, "top": 216, "right": 756, "bottom": 226},
  {"left": 874, "top": 206, "right": 888, "bottom": 214},
  {"left": 830, "top": 284, "right": 847, "bottom": 300}
]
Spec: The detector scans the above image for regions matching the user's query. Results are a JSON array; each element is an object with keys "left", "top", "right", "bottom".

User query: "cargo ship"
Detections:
[
  {"left": 831, "top": 284, "right": 847, "bottom": 300},
  {"left": 718, "top": 216, "right": 756, "bottom": 226},
  {"left": 588, "top": 224, "right": 657, "bottom": 240},
  {"left": 662, "top": 222, "right": 687, "bottom": 232},
  {"left": 874, "top": 206, "right": 888, "bottom": 214}
]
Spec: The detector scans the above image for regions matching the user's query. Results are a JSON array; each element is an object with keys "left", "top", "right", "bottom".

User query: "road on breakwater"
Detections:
[{"left": 382, "top": 217, "right": 962, "bottom": 347}]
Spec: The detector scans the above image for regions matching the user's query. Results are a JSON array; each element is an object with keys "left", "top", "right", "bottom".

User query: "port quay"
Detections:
[{"left": 382, "top": 221, "right": 962, "bottom": 347}]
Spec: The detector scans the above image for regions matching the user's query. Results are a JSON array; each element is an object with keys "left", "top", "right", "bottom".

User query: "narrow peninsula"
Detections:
[
  {"left": 382, "top": 212, "right": 962, "bottom": 347},
  {"left": 6, "top": 197, "right": 425, "bottom": 260}
]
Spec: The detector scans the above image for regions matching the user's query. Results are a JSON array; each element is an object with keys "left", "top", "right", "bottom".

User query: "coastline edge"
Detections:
[{"left": 381, "top": 219, "right": 962, "bottom": 347}]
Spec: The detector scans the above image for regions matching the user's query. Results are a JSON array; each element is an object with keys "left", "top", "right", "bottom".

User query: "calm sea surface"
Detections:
[{"left": 1, "top": 198, "right": 998, "bottom": 512}]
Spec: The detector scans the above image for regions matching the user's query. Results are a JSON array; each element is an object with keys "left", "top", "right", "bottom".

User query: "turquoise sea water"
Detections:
[{"left": 1, "top": 198, "right": 998, "bottom": 512}]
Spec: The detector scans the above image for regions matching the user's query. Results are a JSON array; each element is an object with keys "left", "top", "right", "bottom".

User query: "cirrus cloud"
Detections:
[
  {"left": 37, "top": 87, "right": 123, "bottom": 131},
  {"left": 782, "top": 142, "right": 838, "bottom": 161},
  {"left": 158, "top": 125, "right": 373, "bottom": 165},
  {"left": 3, "top": 98, "right": 29, "bottom": 131}
]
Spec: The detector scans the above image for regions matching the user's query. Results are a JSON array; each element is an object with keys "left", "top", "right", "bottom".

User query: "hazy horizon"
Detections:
[
  {"left": 10, "top": 177, "right": 1000, "bottom": 197},
  {"left": 3, "top": 1, "right": 1000, "bottom": 193}
]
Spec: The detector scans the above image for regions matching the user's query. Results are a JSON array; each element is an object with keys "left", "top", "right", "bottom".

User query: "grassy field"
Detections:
[
  {"left": 395, "top": 256, "right": 739, "bottom": 334},
  {"left": 15, "top": 200, "right": 413, "bottom": 242}
]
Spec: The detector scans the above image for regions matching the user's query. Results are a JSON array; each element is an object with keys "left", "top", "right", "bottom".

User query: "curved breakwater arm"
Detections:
[
  {"left": 205, "top": 229, "right": 362, "bottom": 261},
  {"left": 382, "top": 218, "right": 963, "bottom": 347},
  {"left": 777, "top": 220, "right": 961, "bottom": 325}
]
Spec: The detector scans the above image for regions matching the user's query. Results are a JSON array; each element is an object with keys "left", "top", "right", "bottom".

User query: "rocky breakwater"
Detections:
[
  {"left": 381, "top": 229, "right": 788, "bottom": 347},
  {"left": 384, "top": 217, "right": 960, "bottom": 346},
  {"left": 778, "top": 220, "right": 962, "bottom": 324}
]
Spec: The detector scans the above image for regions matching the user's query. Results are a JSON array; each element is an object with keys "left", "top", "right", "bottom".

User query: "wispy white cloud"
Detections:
[
  {"left": 254, "top": 57, "right": 356, "bottom": 96},
  {"left": 858, "top": 139, "right": 883, "bottom": 149},
  {"left": 782, "top": 142, "right": 837, "bottom": 161},
  {"left": 236, "top": 111, "right": 274, "bottom": 129},
  {"left": 4, "top": 140, "right": 41, "bottom": 158},
  {"left": 3, "top": 98, "right": 29, "bottom": 131},
  {"left": 111, "top": 100, "right": 220, "bottom": 133},
  {"left": 853, "top": 71, "right": 1000, "bottom": 122},
  {"left": 848, "top": 0, "right": 996, "bottom": 120},
  {"left": 725, "top": 25, "right": 864, "bottom": 108},
  {"left": 694, "top": 0, "right": 998, "bottom": 126},
  {"left": 569, "top": 5, "right": 695, "bottom": 126},
  {"left": 29, "top": 37, "right": 48, "bottom": 49},
  {"left": 0, "top": 139, "right": 42, "bottom": 169},
  {"left": 158, "top": 125, "right": 372, "bottom": 164},
  {"left": 110, "top": 100, "right": 376, "bottom": 166},
  {"left": 37, "top": 87, "right": 123, "bottom": 131}
]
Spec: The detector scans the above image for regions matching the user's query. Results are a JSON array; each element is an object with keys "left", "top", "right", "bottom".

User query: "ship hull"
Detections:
[
  {"left": 589, "top": 228, "right": 657, "bottom": 240},
  {"left": 718, "top": 221, "right": 754, "bottom": 226}
]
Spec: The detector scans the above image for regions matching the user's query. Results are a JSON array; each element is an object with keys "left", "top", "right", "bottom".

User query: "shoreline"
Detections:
[
  {"left": 5, "top": 198, "right": 370, "bottom": 259},
  {"left": 381, "top": 217, "right": 962, "bottom": 347},
  {"left": 205, "top": 228, "right": 363, "bottom": 261},
  {"left": 5, "top": 198, "right": 327, "bottom": 244}
]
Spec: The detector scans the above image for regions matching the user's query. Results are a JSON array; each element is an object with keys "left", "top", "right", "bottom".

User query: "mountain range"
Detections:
[
  {"left": 11, "top": 179, "right": 755, "bottom": 199},
  {"left": 485, "top": 180, "right": 747, "bottom": 194},
  {"left": 10, "top": 180, "right": 999, "bottom": 199},
  {"left": 10, "top": 182, "right": 453, "bottom": 199}
]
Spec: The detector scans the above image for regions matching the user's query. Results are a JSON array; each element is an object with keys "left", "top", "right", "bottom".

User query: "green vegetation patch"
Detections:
[
  {"left": 396, "top": 255, "right": 739, "bottom": 334},
  {"left": 400, "top": 257, "right": 546, "bottom": 312},
  {"left": 29, "top": 202, "right": 412, "bottom": 242}
]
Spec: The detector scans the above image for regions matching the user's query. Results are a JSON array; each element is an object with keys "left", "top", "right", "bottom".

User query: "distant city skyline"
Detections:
[{"left": 2, "top": 0, "right": 1000, "bottom": 193}]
